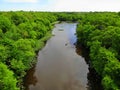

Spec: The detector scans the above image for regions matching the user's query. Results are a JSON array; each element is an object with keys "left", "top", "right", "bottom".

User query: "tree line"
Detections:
[
  {"left": 0, "top": 11, "right": 57, "bottom": 90},
  {"left": 76, "top": 12, "right": 120, "bottom": 90}
]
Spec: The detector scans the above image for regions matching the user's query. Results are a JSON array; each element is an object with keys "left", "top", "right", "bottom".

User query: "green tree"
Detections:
[
  {"left": 11, "top": 13, "right": 28, "bottom": 26},
  {"left": 0, "top": 62, "right": 19, "bottom": 90},
  {"left": 0, "top": 15, "right": 11, "bottom": 33},
  {"left": 0, "top": 45, "right": 8, "bottom": 63}
]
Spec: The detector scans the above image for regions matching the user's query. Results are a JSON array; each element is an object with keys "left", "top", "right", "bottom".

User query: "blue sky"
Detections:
[{"left": 1, "top": 0, "right": 120, "bottom": 11}]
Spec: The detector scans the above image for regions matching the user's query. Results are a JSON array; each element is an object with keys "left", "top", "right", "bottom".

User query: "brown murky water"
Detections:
[{"left": 25, "top": 22, "right": 89, "bottom": 90}]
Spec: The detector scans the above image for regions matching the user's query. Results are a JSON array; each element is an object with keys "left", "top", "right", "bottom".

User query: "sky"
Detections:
[{"left": 1, "top": 0, "right": 120, "bottom": 12}]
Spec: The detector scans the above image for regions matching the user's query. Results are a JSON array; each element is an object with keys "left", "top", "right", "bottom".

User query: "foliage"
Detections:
[
  {"left": 76, "top": 12, "right": 120, "bottom": 90},
  {"left": 0, "top": 15, "right": 11, "bottom": 33},
  {"left": 0, "top": 11, "right": 57, "bottom": 89},
  {"left": 0, "top": 62, "right": 19, "bottom": 90}
]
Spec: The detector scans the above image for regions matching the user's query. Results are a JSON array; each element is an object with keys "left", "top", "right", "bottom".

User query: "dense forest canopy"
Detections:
[
  {"left": 0, "top": 11, "right": 120, "bottom": 90},
  {"left": 0, "top": 11, "right": 57, "bottom": 90},
  {"left": 76, "top": 12, "right": 120, "bottom": 90}
]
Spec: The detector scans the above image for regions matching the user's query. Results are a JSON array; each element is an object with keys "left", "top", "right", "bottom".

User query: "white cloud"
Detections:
[
  {"left": 2, "top": 0, "right": 120, "bottom": 11},
  {"left": 5, "top": 0, "right": 38, "bottom": 3},
  {"left": 47, "top": 0, "right": 120, "bottom": 11}
]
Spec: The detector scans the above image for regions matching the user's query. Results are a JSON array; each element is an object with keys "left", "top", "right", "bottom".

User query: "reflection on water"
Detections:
[
  {"left": 24, "top": 66, "right": 37, "bottom": 90},
  {"left": 75, "top": 42, "right": 103, "bottom": 90},
  {"left": 24, "top": 22, "right": 89, "bottom": 90}
]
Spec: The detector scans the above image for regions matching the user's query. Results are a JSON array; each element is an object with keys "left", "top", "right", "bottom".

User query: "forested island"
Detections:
[{"left": 0, "top": 12, "right": 120, "bottom": 90}]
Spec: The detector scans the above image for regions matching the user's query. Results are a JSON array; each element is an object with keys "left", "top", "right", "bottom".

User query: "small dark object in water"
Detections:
[
  {"left": 52, "top": 34, "right": 55, "bottom": 36},
  {"left": 59, "top": 29, "right": 64, "bottom": 31},
  {"left": 65, "top": 43, "right": 68, "bottom": 46}
]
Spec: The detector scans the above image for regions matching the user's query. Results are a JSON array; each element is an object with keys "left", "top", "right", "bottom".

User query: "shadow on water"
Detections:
[
  {"left": 24, "top": 66, "right": 37, "bottom": 90},
  {"left": 75, "top": 42, "right": 104, "bottom": 90}
]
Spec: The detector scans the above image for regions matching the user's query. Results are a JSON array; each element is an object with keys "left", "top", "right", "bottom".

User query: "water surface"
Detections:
[{"left": 25, "top": 22, "right": 89, "bottom": 90}]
